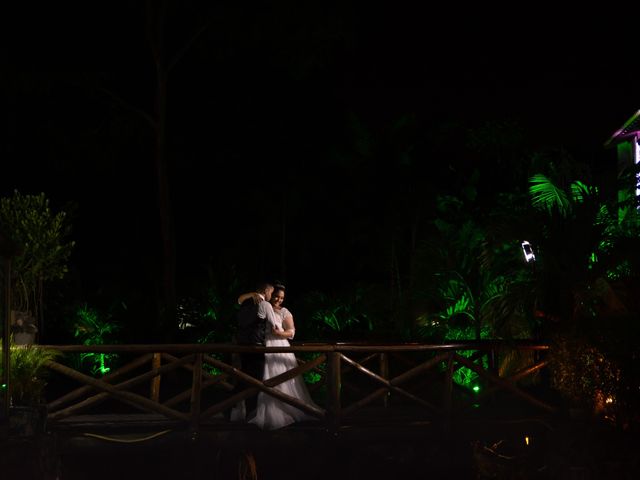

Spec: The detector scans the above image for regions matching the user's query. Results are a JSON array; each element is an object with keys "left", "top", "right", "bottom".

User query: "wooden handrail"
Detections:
[{"left": 38, "top": 340, "right": 549, "bottom": 354}]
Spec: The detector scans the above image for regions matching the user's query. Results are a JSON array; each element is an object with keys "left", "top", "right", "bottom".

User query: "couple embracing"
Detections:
[{"left": 233, "top": 282, "right": 317, "bottom": 430}]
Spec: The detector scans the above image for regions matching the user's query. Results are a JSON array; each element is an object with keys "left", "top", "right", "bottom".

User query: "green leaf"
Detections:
[{"left": 529, "top": 174, "right": 571, "bottom": 216}]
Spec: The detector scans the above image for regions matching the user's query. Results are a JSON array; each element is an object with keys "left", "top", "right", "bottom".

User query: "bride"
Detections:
[{"left": 237, "top": 283, "right": 317, "bottom": 430}]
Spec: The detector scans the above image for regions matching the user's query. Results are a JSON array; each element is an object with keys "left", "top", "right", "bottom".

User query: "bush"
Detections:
[
  {"left": 548, "top": 335, "right": 620, "bottom": 412},
  {"left": 0, "top": 341, "right": 60, "bottom": 405}
]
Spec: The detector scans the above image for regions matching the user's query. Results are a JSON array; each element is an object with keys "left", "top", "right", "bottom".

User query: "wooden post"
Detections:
[
  {"left": 379, "top": 352, "right": 389, "bottom": 408},
  {"left": 326, "top": 351, "right": 341, "bottom": 432},
  {"left": 443, "top": 351, "right": 454, "bottom": 434},
  {"left": 487, "top": 347, "right": 497, "bottom": 404},
  {"left": 190, "top": 353, "right": 203, "bottom": 431},
  {"left": 150, "top": 352, "right": 162, "bottom": 402},
  {"left": 1, "top": 258, "right": 10, "bottom": 428},
  {"left": 488, "top": 348, "right": 496, "bottom": 374}
]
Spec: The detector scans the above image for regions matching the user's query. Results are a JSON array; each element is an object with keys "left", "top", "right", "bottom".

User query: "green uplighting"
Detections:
[
  {"left": 473, "top": 385, "right": 480, "bottom": 393},
  {"left": 440, "top": 325, "right": 490, "bottom": 391},
  {"left": 98, "top": 354, "right": 110, "bottom": 375},
  {"left": 607, "top": 260, "right": 631, "bottom": 281},
  {"left": 304, "top": 371, "right": 322, "bottom": 384},
  {"left": 1, "top": 383, "right": 7, "bottom": 389},
  {"left": 74, "top": 304, "right": 119, "bottom": 376}
]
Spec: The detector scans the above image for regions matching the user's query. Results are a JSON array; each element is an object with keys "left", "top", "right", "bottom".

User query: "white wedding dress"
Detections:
[{"left": 249, "top": 307, "right": 317, "bottom": 430}]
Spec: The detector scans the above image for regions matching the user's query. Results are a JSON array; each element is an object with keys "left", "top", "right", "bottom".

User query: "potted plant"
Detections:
[{"left": 0, "top": 341, "right": 59, "bottom": 436}]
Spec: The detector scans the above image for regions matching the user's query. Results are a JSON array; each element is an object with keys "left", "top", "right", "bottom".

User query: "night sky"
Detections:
[{"left": 5, "top": 3, "right": 640, "bottom": 337}]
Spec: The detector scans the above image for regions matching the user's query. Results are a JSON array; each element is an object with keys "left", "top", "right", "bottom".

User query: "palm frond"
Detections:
[
  {"left": 529, "top": 174, "right": 571, "bottom": 216},
  {"left": 570, "top": 180, "right": 591, "bottom": 204}
]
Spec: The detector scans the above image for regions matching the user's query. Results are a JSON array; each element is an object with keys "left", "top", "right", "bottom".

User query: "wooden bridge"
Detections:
[
  {"left": 0, "top": 341, "right": 566, "bottom": 479},
  {"left": 39, "top": 340, "right": 555, "bottom": 435}
]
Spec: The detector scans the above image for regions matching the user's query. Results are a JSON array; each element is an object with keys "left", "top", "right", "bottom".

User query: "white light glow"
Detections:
[{"left": 521, "top": 241, "right": 536, "bottom": 263}]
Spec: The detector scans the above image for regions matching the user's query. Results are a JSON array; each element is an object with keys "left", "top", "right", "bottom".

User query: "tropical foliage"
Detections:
[
  {"left": 521, "top": 164, "right": 640, "bottom": 416},
  {"left": 401, "top": 146, "right": 640, "bottom": 401},
  {"left": 0, "top": 341, "right": 59, "bottom": 405},
  {"left": 296, "top": 287, "right": 375, "bottom": 341},
  {"left": 71, "top": 304, "right": 120, "bottom": 376},
  {"left": 412, "top": 192, "right": 536, "bottom": 343}
]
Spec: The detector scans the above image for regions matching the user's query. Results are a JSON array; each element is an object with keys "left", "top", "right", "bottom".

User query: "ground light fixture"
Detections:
[{"left": 521, "top": 241, "right": 536, "bottom": 263}]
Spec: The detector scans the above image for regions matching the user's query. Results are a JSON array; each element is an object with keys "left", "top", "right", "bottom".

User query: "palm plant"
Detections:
[
  {"left": 413, "top": 193, "right": 535, "bottom": 342},
  {"left": 410, "top": 193, "right": 540, "bottom": 391},
  {"left": 297, "top": 287, "right": 375, "bottom": 342},
  {"left": 525, "top": 168, "right": 640, "bottom": 417},
  {"left": 72, "top": 304, "right": 120, "bottom": 376},
  {"left": 527, "top": 173, "right": 614, "bottom": 325},
  {"left": 0, "top": 341, "right": 59, "bottom": 406}
]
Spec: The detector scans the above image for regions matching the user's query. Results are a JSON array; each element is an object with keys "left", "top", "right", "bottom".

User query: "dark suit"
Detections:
[{"left": 236, "top": 299, "right": 266, "bottom": 416}]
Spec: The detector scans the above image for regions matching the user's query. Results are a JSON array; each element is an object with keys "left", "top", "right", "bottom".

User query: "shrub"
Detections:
[
  {"left": 548, "top": 335, "right": 620, "bottom": 412},
  {"left": 0, "top": 341, "right": 60, "bottom": 405}
]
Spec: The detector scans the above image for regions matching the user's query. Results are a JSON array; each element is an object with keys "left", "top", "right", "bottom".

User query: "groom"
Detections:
[{"left": 235, "top": 281, "right": 276, "bottom": 418}]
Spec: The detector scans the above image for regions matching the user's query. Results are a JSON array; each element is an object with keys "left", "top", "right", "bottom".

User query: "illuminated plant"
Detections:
[
  {"left": 445, "top": 324, "right": 491, "bottom": 391},
  {"left": 72, "top": 304, "right": 119, "bottom": 376},
  {"left": 0, "top": 341, "right": 59, "bottom": 405},
  {"left": 298, "top": 288, "right": 373, "bottom": 341},
  {"left": 413, "top": 191, "right": 537, "bottom": 343}
]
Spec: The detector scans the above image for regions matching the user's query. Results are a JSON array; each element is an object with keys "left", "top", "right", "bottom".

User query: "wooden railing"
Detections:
[{"left": 41, "top": 341, "right": 553, "bottom": 431}]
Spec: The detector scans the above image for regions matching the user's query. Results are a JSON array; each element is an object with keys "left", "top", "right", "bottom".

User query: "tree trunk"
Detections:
[
  {"left": 147, "top": 0, "right": 175, "bottom": 339},
  {"left": 280, "top": 193, "right": 287, "bottom": 281},
  {"left": 155, "top": 68, "right": 175, "bottom": 339}
]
